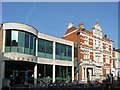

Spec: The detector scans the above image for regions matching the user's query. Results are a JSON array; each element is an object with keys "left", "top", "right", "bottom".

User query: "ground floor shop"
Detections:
[{"left": 0, "top": 60, "right": 73, "bottom": 87}]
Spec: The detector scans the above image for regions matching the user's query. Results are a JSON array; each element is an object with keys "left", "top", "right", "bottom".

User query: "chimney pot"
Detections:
[
  {"left": 68, "top": 22, "right": 74, "bottom": 29},
  {"left": 78, "top": 22, "right": 84, "bottom": 29},
  {"left": 113, "top": 48, "right": 116, "bottom": 51},
  {"left": 104, "top": 35, "right": 107, "bottom": 38}
]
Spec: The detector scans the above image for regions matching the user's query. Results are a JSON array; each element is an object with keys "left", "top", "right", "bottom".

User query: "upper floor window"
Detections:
[
  {"left": 106, "top": 44, "right": 109, "bottom": 51},
  {"left": 55, "top": 43, "right": 72, "bottom": 61},
  {"left": 84, "top": 36, "right": 88, "bottom": 45},
  {"left": 106, "top": 55, "right": 109, "bottom": 63},
  {"left": 84, "top": 51, "right": 89, "bottom": 59},
  {"left": 94, "top": 40, "right": 97, "bottom": 47},
  {"left": 38, "top": 38, "right": 53, "bottom": 59},
  {"left": 5, "top": 30, "right": 36, "bottom": 55},
  {"left": 94, "top": 52, "right": 101, "bottom": 62}
]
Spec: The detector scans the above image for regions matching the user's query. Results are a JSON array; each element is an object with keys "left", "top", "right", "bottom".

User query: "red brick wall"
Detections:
[
  {"left": 103, "top": 69, "right": 106, "bottom": 76},
  {"left": 110, "top": 56, "right": 111, "bottom": 63},
  {"left": 103, "top": 55, "right": 106, "bottom": 62},
  {"left": 89, "top": 38, "right": 93, "bottom": 46},
  {"left": 109, "top": 45, "right": 111, "bottom": 51},
  {"left": 103, "top": 43, "right": 106, "bottom": 50},
  {"left": 62, "top": 28, "right": 82, "bottom": 43},
  {"left": 110, "top": 69, "right": 111, "bottom": 74},
  {"left": 79, "top": 65, "right": 82, "bottom": 80},
  {"left": 90, "top": 52, "right": 94, "bottom": 61}
]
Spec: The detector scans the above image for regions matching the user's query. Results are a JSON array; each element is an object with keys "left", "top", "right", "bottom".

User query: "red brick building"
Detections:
[{"left": 62, "top": 21, "right": 113, "bottom": 82}]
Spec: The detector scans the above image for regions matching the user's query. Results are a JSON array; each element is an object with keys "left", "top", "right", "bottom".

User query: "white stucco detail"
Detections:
[{"left": 3, "top": 22, "right": 38, "bottom": 36}]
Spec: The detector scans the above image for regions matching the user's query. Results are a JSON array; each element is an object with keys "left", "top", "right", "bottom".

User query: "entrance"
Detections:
[
  {"left": 87, "top": 68, "right": 93, "bottom": 82},
  {"left": 13, "top": 70, "right": 34, "bottom": 84},
  {"left": 5, "top": 61, "right": 35, "bottom": 84}
]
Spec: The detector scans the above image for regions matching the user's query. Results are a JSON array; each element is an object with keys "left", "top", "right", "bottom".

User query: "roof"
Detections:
[
  {"left": 64, "top": 27, "right": 77, "bottom": 35},
  {"left": 93, "top": 20, "right": 102, "bottom": 32}
]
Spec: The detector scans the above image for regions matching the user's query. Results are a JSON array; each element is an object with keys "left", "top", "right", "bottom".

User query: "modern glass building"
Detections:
[{"left": 0, "top": 22, "right": 74, "bottom": 88}]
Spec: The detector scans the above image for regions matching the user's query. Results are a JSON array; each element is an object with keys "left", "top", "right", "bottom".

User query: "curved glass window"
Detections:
[{"left": 5, "top": 30, "right": 36, "bottom": 55}]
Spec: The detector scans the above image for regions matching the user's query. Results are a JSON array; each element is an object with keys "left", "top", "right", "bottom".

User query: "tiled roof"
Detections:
[{"left": 64, "top": 27, "right": 77, "bottom": 35}]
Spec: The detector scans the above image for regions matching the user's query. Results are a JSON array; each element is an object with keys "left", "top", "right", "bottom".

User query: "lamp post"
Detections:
[{"left": 77, "top": 28, "right": 85, "bottom": 82}]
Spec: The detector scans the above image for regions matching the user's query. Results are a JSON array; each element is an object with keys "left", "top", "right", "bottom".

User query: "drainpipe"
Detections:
[{"left": 77, "top": 28, "right": 85, "bottom": 82}]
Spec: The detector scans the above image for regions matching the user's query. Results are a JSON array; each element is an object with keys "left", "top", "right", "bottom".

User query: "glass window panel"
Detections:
[
  {"left": 64, "top": 45, "right": 66, "bottom": 56},
  {"left": 18, "top": 31, "right": 25, "bottom": 53},
  {"left": 30, "top": 35, "right": 34, "bottom": 49},
  {"left": 25, "top": 33, "right": 29, "bottom": 48},
  {"left": 11, "top": 46, "right": 17, "bottom": 52},
  {"left": 46, "top": 53, "right": 53, "bottom": 59},
  {"left": 25, "top": 48, "right": 30, "bottom": 54},
  {"left": 5, "top": 30, "right": 11, "bottom": 52},
  {"left": 46, "top": 41, "right": 53, "bottom": 54},
  {"left": 66, "top": 46, "right": 68, "bottom": 57},
  {"left": 25, "top": 32, "right": 30, "bottom": 54},
  {"left": 38, "top": 39, "right": 45, "bottom": 53},
  {"left": 5, "top": 46, "right": 10, "bottom": 52},
  {"left": 68, "top": 46, "right": 72, "bottom": 57},
  {"left": 56, "top": 43, "right": 61, "bottom": 55},
  {"left": 55, "top": 43, "right": 72, "bottom": 61},
  {"left": 61, "top": 44, "right": 64, "bottom": 56},
  {"left": 11, "top": 30, "right": 18, "bottom": 52},
  {"left": 5, "top": 30, "right": 11, "bottom": 46},
  {"left": 34, "top": 37, "right": 36, "bottom": 55},
  {"left": 30, "top": 34, "right": 34, "bottom": 55},
  {"left": 11, "top": 30, "right": 18, "bottom": 46}
]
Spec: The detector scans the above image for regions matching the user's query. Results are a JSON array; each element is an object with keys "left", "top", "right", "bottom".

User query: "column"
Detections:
[
  {"left": 53, "top": 42, "right": 55, "bottom": 59},
  {"left": 53, "top": 64, "right": 55, "bottom": 83},
  {"left": 36, "top": 38, "right": 38, "bottom": 57},
  {"left": 85, "top": 68, "right": 87, "bottom": 81},
  {"left": 72, "top": 66, "right": 74, "bottom": 82},
  {"left": 83, "top": 68, "right": 85, "bottom": 79},
  {"left": 0, "top": 61, "right": 5, "bottom": 89},
  {"left": 34, "top": 38, "right": 38, "bottom": 85},
  {"left": 34, "top": 64, "right": 37, "bottom": 85},
  {"left": 82, "top": 67, "right": 84, "bottom": 80},
  {"left": 72, "top": 42, "right": 74, "bottom": 82},
  {"left": 2, "top": 29, "right": 6, "bottom": 53},
  {"left": 66, "top": 67, "right": 68, "bottom": 79}
]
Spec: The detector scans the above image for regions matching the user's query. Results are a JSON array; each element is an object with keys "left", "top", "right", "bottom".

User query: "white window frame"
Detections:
[
  {"left": 106, "top": 55, "right": 109, "bottom": 63},
  {"left": 106, "top": 44, "right": 109, "bottom": 51},
  {"left": 84, "top": 36, "right": 88, "bottom": 45}
]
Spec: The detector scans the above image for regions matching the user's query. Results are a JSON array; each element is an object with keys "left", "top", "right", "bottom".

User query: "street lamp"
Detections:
[{"left": 77, "top": 28, "right": 85, "bottom": 82}]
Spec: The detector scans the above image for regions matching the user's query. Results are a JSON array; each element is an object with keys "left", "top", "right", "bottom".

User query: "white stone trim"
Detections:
[
  {"left": 2, "top": 29, "right": 6, "bottom": 53},
  {"left": 63, "top": 29, "right": 78, "bottom": 37}
]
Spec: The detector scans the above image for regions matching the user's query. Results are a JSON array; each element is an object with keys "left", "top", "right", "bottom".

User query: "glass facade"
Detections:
[
  {"left": 38, "top": 38, "right": 53, "bottom": 59},
  {"left": 55, "top": 65, "right": 72, "bottom": 81},
  {"left": 5, "top": 30, "right": 73, "bottom": 61},
  {"left": 5, "top": 61, "right": 35, "bottom": 84},
  {"left": 37, "top": 64, "right": 53, "bottom": 83},
  {"left": 55, "top": 43, "right": 72, "bottom": 61},
  {"left": 5, "top": 30, "right": 36, "bottom": 55},
  {"left": 4, "top": 29, "right": 73, "bottom": 83}
]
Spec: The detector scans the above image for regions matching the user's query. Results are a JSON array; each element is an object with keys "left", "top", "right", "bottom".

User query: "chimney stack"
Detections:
[
  {"left": 113, "top": 48, "right": 116, "bottom": 51},
  {"left": 78, "top": 22, "right": 84, "bottom": 29},
  {"left": 104, "top": 35, "right": 107, "bottom": 38},
  {"left": 68, "top": 22, "right": 74, "bottom": 29}
]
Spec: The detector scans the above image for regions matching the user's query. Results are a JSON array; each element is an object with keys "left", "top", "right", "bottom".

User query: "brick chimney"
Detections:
[
  {"left": 68, "top": 22, "right": 74, "bottom": 29},
  {"left": 78, "top": 22, "right": 84, "bottom": 29},
  {"left": 104, "top": 35, "right": 107, "bottom": 38},
  {"left": 113, "top": 48, "right": 116, "bottom": 51}
]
